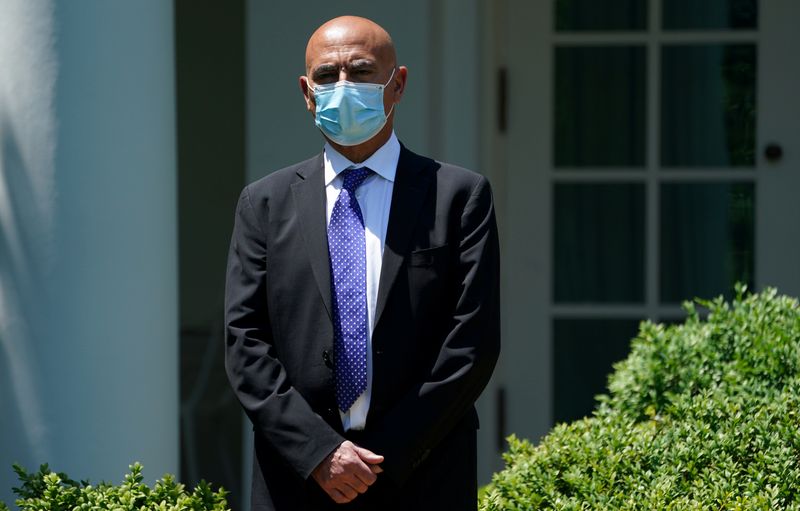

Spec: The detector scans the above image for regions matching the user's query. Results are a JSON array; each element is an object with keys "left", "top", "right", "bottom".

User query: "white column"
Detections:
[{"left": 0, "top": 0, "right": 177, "bottom": 501}]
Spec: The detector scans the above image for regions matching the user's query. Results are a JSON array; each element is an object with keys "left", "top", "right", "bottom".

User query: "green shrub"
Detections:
[
  {"left": 481, "top": 286, "right": 800, "bottom": 510},
  {"left": 1, "top": 462, "right": 229, "bottom": 511}
]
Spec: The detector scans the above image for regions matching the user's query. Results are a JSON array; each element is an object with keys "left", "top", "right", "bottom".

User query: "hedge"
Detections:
[
  {"left": 1, "top": 463, "right": 228, "bottom": 511},
  {"left": 480, "top": 286, "right": 800, "bottom": 510}
]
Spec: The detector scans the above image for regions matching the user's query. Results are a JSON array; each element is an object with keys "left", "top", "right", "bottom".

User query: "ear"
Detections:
[
  {"left": 391, "top": 66, "right": 408, "bottom": 104},
  {"left": 299, "top": 76, "right": 315, "bottom": 114}
]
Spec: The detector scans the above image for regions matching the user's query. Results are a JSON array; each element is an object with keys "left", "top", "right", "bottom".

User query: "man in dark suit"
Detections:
[{"left": 224, "top": 15, "right": 500, "bottom": 510}]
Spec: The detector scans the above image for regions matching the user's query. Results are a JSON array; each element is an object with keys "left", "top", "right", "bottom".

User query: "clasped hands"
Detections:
[{"left": 311, "top": 440, "right": 384, "bottom": 504}]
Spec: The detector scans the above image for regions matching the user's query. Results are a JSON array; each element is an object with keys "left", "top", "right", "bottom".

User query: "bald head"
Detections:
[
  {"left": 299, "top": 16, "right": 407, "bottom": 161},
  {"left": 305, "top": 16, "right": 396, "bottom": 75}
]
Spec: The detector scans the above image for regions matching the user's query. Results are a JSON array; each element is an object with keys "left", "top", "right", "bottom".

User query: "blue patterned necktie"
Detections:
[{"left": 328, "top": 166, "right": 373, "bottom": 412}]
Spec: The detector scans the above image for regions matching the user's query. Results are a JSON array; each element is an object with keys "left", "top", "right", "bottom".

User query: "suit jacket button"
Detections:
[{"left": 322, "top": 350, "right": 333, "bottom": 368}]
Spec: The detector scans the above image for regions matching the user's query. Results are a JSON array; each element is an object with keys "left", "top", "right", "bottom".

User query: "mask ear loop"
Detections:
[
  {"left": 382, "top": 67, "right": 398, "bottom": 116},
  {"left": 382, "top": 67, "right": 397, "bottom": 88},
  {"left": 305, "top": 78, "right": 317, "bottom": 103}
]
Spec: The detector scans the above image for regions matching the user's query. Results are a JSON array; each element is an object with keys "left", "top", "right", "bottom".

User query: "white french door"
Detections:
[{"left": 493, "top": 0, "right": 800, "bottom": 445}]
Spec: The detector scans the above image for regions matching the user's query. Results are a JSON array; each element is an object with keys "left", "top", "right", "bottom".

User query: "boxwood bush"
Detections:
[
  {"left": 481, "top": 286, "right": 800, "bottom": 510},
  {"left": 0, "top": 462, "right": 228, "bottom": 511}
]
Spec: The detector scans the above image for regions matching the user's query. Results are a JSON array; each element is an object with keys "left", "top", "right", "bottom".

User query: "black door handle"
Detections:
[{"left": 764, "top": 143, "right": 783, "bottom": 163}]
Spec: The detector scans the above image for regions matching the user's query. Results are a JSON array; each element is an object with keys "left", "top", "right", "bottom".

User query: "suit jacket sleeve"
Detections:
[
  {"left": 361, "top": 174, "right": 501, "bottom": 486},
  {"left": 224, "top": 185, "right": 345, "bottom": 480}
]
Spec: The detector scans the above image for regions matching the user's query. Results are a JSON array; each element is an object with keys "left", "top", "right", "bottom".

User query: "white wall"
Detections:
[{"left": 0, "top": 0, "right": 178, "bottom": 503}]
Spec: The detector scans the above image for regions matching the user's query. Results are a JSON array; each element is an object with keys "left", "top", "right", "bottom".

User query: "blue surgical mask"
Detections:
[{"left": 309, "top": 68, "right": 396, "bottom": 146}]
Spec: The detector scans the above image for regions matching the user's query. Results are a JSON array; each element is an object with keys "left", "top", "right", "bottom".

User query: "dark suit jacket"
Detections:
[{"left": 224, "top": 144, "right": 500, "bottom": 510}]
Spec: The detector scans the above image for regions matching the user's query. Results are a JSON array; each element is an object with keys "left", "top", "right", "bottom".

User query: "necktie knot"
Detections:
[{"left": 341, "top": 166, "right": 373, "bottom": 194}]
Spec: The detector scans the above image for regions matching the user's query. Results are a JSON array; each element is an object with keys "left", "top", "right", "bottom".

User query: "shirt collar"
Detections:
[{"left": 323, "top": 131, "right": 400, "bottom": 186}]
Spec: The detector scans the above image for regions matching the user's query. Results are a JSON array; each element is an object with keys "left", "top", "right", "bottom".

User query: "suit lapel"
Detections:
[
  {"left": 290, "top": 154, "right": 333, "bottom": 320},
  {"left": 374, "top": 146, "right": 434, "bottom": 328},
  {"left": 289, "top": 147, "right": 435, "bottom": 326}
]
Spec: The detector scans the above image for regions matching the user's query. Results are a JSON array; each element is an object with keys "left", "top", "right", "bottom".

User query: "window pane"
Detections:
[
  {"left": 553, "top": 319, "right": 640, "bottom": 423},
  {"left": 661, "top": 44, "right": 757, "bottom": 167},
  {"left": 663, "top": 0, "right": 758, "bottom": 30},
  {"left": 660, "top": 183, "right": 754, "bottom": 303},
  {"left": 555, "top": 46, "right": 646, "bottom": 168},
  {"left": 555, "top": 0, "right": 648, "bottom": 31},
  {"left": 554, "top": 183, "right": 645, "bottom": 303}
]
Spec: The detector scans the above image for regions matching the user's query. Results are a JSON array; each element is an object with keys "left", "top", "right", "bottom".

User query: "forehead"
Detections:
[{"left": 306, "top": 25, "right": 390, "bottom": 70}]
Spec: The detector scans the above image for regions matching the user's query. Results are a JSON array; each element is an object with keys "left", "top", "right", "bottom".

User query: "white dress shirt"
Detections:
[{"left": 324, "top": 132, "right": 399, "bottom": 431}]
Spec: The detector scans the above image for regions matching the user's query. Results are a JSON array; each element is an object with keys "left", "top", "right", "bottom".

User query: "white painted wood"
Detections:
[
  {"left": 756, "top": 0, "right": 800, "bottom": 297},
  {"left": 553, "top": 31, "right": 759, "bottom": 45},
  {"left": 502, "top": 0, "right": 555, "bottom": 445}
]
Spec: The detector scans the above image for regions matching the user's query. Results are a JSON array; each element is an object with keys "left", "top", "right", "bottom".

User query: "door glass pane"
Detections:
[
  {"left": 663, "top": 0, "right": 758, "bottom": 30},
  {"left": 555, "top": 0, "right": 647, "bottom": 31},
  {"left": 554, "top": 183, "right": 645, "bottom": 303},
  {"left": 553, "top": 318, "right": 640, "bottom": 423},
  {"left": 555, "top": 46, "right": 646, "bottom": 167},
  {"left": 660, "top": 183, "right": 755, "bottom": 303},
  {"left": 661, "top": 44, "right": 757, "bottom": 167}
]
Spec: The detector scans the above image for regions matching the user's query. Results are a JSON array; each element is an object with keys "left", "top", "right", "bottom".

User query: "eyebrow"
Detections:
[
  {"left": 310, "top": 59, "right": 378, "bottom": 81},
  {"left": 348, "top": 59, "right": 376, "bottom": 71},
  {"left": 311, "top": 64, "right": 339, "bottom": 81}
]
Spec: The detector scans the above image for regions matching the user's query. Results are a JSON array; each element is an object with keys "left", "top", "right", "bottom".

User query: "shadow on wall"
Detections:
[
  {"left": 1, "top": 3, "right": 59, "bottom": 502},
  {"left": 0, "top": 118, "right": 53, "bottom": 506}
]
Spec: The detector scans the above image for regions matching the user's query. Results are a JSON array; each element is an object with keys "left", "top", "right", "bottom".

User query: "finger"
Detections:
[
  {"left": 344, "top": 479, "right": 369, "bottom": 495},
  {"left": 342, "top": 473, "right": 369, "bottom": 494},
  {"left": 336, "top": 483, "right": 358, "bottom": 501},
  {"left": 369, "top": 464, "right": 383, "bottom": 474},
  {"left": 330, "top": 488, "right": 351, "bottom": 504},
  {"left": 353, "top": 445, "right": 384, "bottom": 464},
  {"left": 351, "top": 460, "right": 378, "bottom": 487}
]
